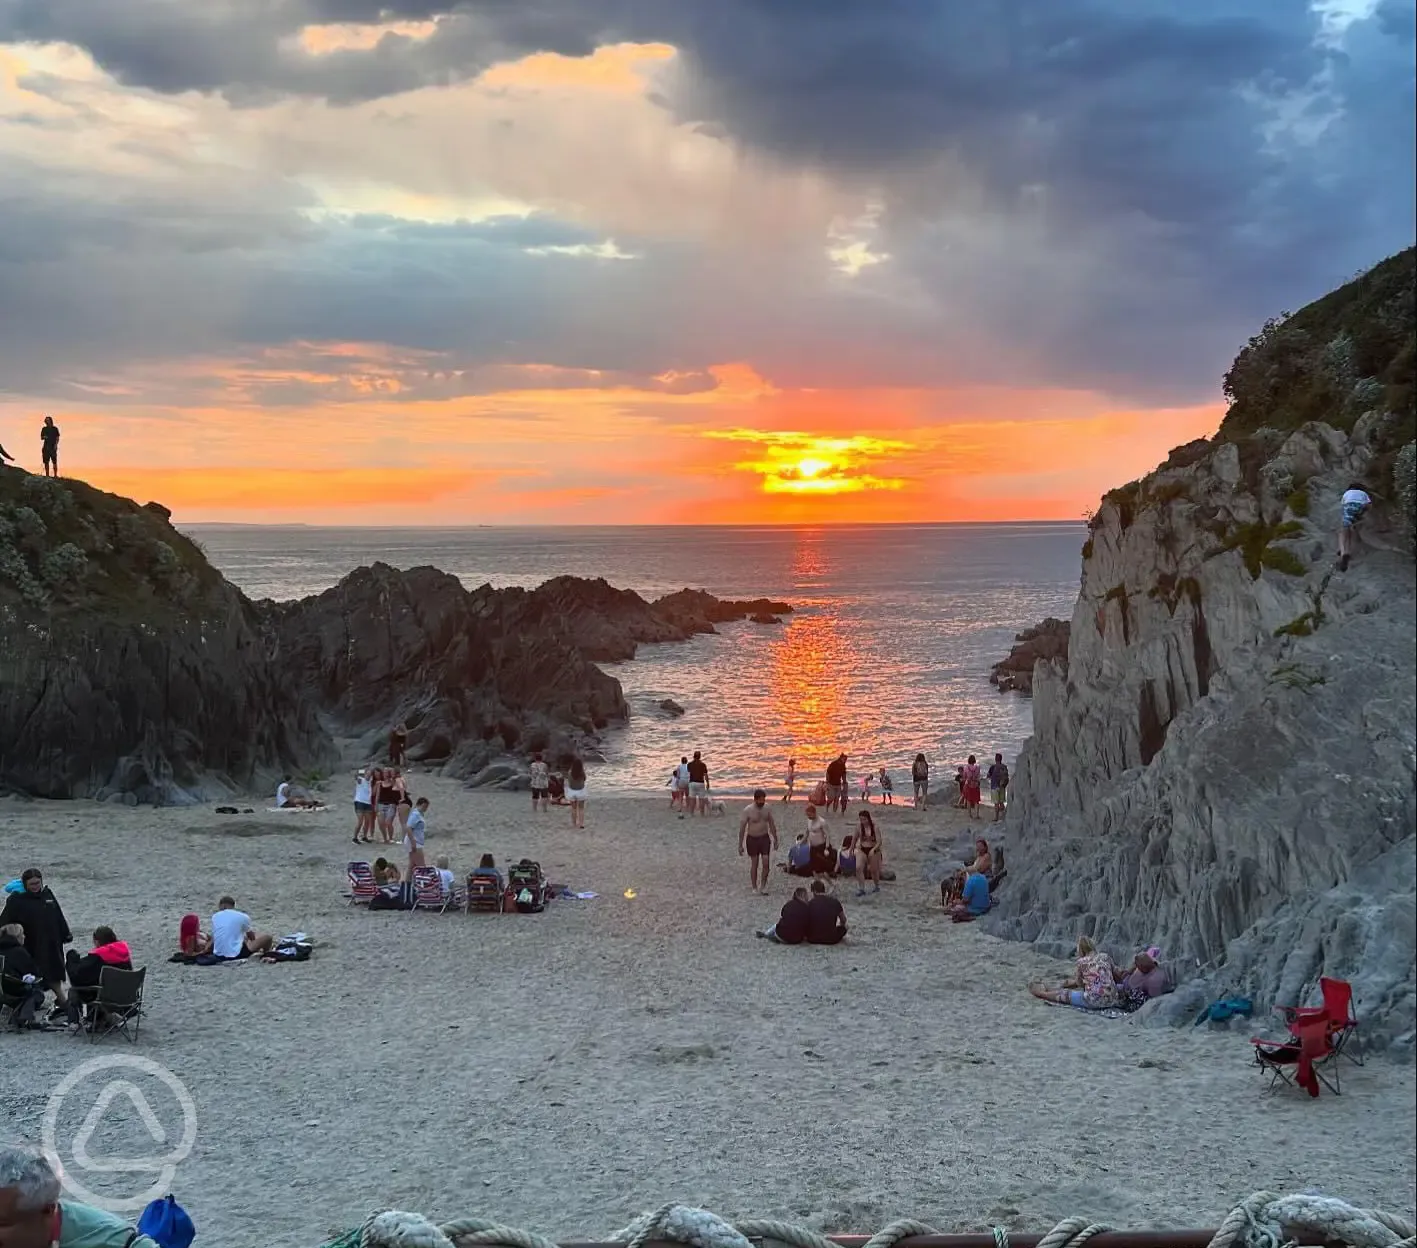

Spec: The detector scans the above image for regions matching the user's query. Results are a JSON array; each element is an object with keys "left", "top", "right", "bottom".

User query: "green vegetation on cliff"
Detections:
[{"left": 1219, "top": 246, "right": 1415, "bottom": 445}]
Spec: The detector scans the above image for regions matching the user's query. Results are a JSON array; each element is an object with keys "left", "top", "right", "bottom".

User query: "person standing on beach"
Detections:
[
  {"left": 911, "top": 753, "right": 929, "bottom": 809},
  {"left": 388, "top": 721, "right": 408, "bottom": 766},
  {"left": 567, "top": 754, "right": 588, "bottom": 828},
  {"left": 686, "top": 750, "right": 710, "bottom": 815},
  {"left": 39, "top": 416, "right": 60, "bottom": 477},
  {"left": 530, "top": 752, "right": 550, "bottom": 812},
  {"left": 987, "top": 753, "right": 1009, "bottom": 821},
  {"left": 404, "top": 796, "right": 430, "bottom": 874},
  {"left": 825, "top": 753, "right": 848, "bottom": 813},
  {"left": 739, "top": 788, "right": 780, "bottom": 893},
  {"left": 673, "top": 755, "right": 690, "bottom": 811},
  {"left": 782, "top": 757, "right": 797, "bottom": 802},
  {"left": 854, "top": 810, "right": 883, "bottom": 896},
  {"left": 962, "top": 755, "right": 983, "bottom": 818},
  {"left": 0, "top": 869, "right": 71, "bottom": 1020},
  {"left": 352, "top": 768, "right": 374, "bottom": 843}
]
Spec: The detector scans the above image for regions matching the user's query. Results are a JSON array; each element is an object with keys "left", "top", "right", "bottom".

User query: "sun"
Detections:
[{"left": 795, "top": 457, "right": 832, "bottom": 479}]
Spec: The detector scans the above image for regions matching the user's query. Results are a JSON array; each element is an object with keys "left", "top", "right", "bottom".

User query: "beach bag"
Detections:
[
  {"left": 514, "top": 887, "right": 543, "bottom": 914},
  {"left": 137, "top": 1194, "right": 195, "bottom": 1248}
]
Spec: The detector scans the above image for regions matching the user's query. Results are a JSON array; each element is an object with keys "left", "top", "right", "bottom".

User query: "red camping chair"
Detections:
[
  {"left": 1252, "top": 1020, "right": 1339, "bottom": 1097},
  {"left": 1277, "top": 977, "right": 1362, "bottom": 1066}
]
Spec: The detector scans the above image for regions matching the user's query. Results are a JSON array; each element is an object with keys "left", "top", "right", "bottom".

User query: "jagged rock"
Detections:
[
  {"left": 0, "top": 472, "right": 332, "bottom": 802},
  {"left": 988, "top": 416, "right": 1416, "bottom": 1049},
  {"left": 750, "top": 612, "right": 783, "bottom": 625},
  {"left": 468, "top": 762, "right": 520, "bottom": 789},
  {"left": 658, "top": 698, "right": 686, "bottom": 716},
  {"left": 990, "top": 617, "right": 1070, "bottom": 694}
]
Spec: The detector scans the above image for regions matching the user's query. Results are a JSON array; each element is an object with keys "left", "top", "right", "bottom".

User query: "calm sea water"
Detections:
[{"left": 189, "top": 524, "right": 1083, "bottom": 795}]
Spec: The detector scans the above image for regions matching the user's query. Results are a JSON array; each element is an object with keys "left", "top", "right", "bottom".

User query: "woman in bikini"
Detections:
[{"left": 855, "top": 809, "right": 883, "bottom": 896}]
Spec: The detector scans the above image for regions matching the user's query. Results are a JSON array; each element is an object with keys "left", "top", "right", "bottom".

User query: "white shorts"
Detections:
[
  {"left": 689, "top": 782, "right": 707, "bottom": 797},
  {"left": 567, "top": 788, "right": 587, "bottom": 802}
]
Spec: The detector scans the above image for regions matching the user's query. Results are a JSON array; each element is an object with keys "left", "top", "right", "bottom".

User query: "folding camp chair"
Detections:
[
  {"left": 508, "top": 859, "right": 549, "bottom": 908},
  {"left": 465, "top": 874, "right": 504, "bottom": 914},
  {"left": 86, "top": 966, "right": 146, "bottom": 1044},
  {"left": 347, "top": 861, "right": 379, "bottom": 905},
  {"left": 0, "top": 970, "right": 36, "bottom": 1027},
  {"left": 1278, "top": 977, "right": 1362, "bottom": 1066},
  {"left": 410, "top": 866, "right": 452, "bottom": 914},
  {"left": 1252, "top": 1019, "right": 1337, "bottom": 1097}
]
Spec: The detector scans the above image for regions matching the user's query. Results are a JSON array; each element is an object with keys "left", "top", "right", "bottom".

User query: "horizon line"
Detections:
[{"left": 178, "top": 518, "right": 1089, "bottom": 530}]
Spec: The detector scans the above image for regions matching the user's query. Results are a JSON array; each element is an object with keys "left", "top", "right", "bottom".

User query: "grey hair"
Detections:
[
  {"left": 0, "top": 1145, "right": 61, "bottom": 1209},
  {"left": 0, "top": 923, "right": 23, "bottom": 940}
]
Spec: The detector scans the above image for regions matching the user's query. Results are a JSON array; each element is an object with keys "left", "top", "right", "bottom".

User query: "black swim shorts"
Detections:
[{"left": 746, "top": 833, "right": 771, "bottom": 857}]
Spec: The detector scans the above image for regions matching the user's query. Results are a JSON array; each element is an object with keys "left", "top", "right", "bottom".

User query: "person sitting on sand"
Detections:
[
  {"left": 806, "top": 879, "right": 847, "bottom": 945},
  {"left": 1029, "top": 935, "right": 1119, "bottom": 1011},
  {"left": 786, "top": 833, "right": 813, "bottom": 877},
  {"left": 276, "top": 776, "right": 320, "bottom": 809},
  {"left": 210, "top": 896, "right": 275, "bottom": 961},
  {"left": 878, "top": 767, "right": 894, "bottom": 804},
  {"left": 804, "top": 804, "right": 836, "bottom": 876},
  {"left": 836, "top": 834, "right": 857, "bottom": 879},
  {"left": 854, "top": 809, "right": 883, "bottom": 896},
  {"left": 548, "top": 773, "right": 568, "bottom": 805},
  {"left": 0, "top": 923, "right": 48, "bottom": 1028},
  {"left": 1117, "top": 946, "right": 1170, "bottom": 999},
  {"left": 435, "top": 855, "right": 457, "bottom": 900},
  {"left": 948, "top": 870, "right": 990, "bottom": 923},
  {"left": 757, "top": 887, "right": 810, "bottom": 945},
  {"left": 808, "top": 779, "right": 828, "bottom": 808},
  {"left": 471, "top": 854, "right": 503, "bottom": 889},
  {"left": 178, "top": 914, "right": 212, "bottom": 957},
  {"left": 373, "top": 857, "right": 401, "bottom": 886}
]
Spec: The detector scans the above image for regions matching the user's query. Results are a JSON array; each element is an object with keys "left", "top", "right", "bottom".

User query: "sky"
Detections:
[{"left": 0, "top": 0, "right": 1412, "bottom": 524}]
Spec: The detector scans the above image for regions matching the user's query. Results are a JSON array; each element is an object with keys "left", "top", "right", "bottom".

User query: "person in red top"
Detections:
[{"left": 961, "top": 754, "right": 983, "bottom": 818}]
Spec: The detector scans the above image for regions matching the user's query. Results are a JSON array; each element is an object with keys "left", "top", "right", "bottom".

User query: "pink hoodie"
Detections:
[{"left": 92, "top": 941, "right": 132, "bottom": 966}]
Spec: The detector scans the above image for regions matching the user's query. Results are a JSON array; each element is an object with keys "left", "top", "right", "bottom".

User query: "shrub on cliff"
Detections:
[{"left": 1395, "top": 440, "right": 1416, "bottom": 549}]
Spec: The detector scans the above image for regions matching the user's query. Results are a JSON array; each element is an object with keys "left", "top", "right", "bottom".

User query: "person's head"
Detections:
[
  {"left": 92, "top": 926, "right": 117, "bottom": 947},
  {"left": 915, "top": 753, "right": 925, "bottom": 764},
  {"left": 841, "top": 834, "right": 853, "bottom": 850},
  {"left": 975, "top": 837, "right": 989, "bottom": 857},
  {"left": 795, "top": 832, "right": 807, "bottom": 844},
  {"left": 789, "top": 757, "right": 796, "bottom": 766},
  {"left": 804, "top": 803, "right": 817, "bottom": 819},
  {"left": 0, "top": 923, "right": 22, "bottom": 942},
  {"left": 1347, "top": 481, "right": 1366, "bottom": 493},
  {"left": 415, "top": 797, "right": 429, "bottom": 811},
  {"left": 792, "top": 886, "right": 809, "bottom": 903},
  {"left": 435, "top": 855, "right": 449, "bottom": 870},
  {"left": 693, "top": 750, "right": 701, "bottom": 761},
  {"left": 0, "top": 1146, "right": 61, "bottom": 1248},
  {"left": 479, "top": 853, "right": 495, "bottom": 869},
  {"left": 1133, "top": 950, "right": 1157, "bottom": 973},
  {"left": 752, "top": 788, "right": 766, "bottom": 807},
  {"left": 374, "top": 857, "right": 388, "bottom": 873},
  {"left": 218, "top": 895, "right": 236, "bottom": 911},
  {"left": 995, "top": 752, "right": 1003, "bottom": 763},
  {"left": 535, "top": 752, "right": 544, "bottom": 763},
  {"left": 179, "top": 914, "right": 199, "bottom": 944},
  {"left": 681, "top": 756, "right": 688, "bottom": 764},
  {"left": 20, "top": 868, "right": 42, "bottom": 894},
  {"left": 1076, "top": 934, "right": 1096, "bottom": 958},
  {"left": 967, "top": 754, "right": 976, "bottom": 765},
  {"left": 43, "top": 416, "right": 53, "bottom": 427},
  {"left": 878, "top": 766, "right": 887, "bottom": 777},
  {"left": 810, "top": 879, "right": 827, "bottom": 895},
  {"left": 857, "top": 809, "right": 876, "bottom": 832}
]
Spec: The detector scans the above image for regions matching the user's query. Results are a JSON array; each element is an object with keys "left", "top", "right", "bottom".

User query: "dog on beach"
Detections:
[{"left": 707, "top": 798, "right": 727, "bottom": 816}]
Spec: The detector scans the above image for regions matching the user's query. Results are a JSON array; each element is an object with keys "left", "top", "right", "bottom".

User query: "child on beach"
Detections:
[
  {"left": 782, "top": 758, "right": 797, "bottom": 802},
  {"left": 859, "top": 773, "right": 873, "bottom": 803},
  {"left": 877, "top": 767, "right": 894, "bottom": 804}
]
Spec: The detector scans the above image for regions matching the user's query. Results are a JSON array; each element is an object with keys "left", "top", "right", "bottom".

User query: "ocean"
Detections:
[{"left": 188, "top": 523, "right": 1084, "bottom": 795}]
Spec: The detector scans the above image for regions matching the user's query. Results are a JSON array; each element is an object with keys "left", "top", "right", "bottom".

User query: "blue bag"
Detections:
[{"left": 137, "top": 1194, "right": 196, "bottom": 1247}]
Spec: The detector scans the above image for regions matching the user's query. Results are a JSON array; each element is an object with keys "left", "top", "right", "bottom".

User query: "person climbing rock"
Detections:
[{"left": 1338, "top": 482, "right": 1371, "bottom": 572}]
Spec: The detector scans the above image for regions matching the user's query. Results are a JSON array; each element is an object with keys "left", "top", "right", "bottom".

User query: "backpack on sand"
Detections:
[{"left": 137, "top": 1194, "right": 196, "bottom": 1248}]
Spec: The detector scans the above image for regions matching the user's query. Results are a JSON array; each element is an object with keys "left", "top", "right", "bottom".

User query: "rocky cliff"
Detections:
[
  {"left": 988, "top": 251, "right": 1417, "bottom": 1049},
  {"left": 0, "top": 471, "right": 332, "bottom": 803},
  {"left": 990, "top": 617, "right": 1070, "bottom": 695},
  {"left": 257, "top": 568, "right": 792, "bottom": 778}
]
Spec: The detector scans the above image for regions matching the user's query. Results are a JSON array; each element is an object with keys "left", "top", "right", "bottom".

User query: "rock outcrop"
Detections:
[
  {"left": 988, "top": 251, "right": 1417, "bottom": 1049},
  {"left": 0, "top": 472, "right": 332, "bottom": 803},
  {"left": 988, "top": 412, "right": 1416, "bottom": 1047},
  {"left": 990, "top": 617, "right": 1070, "bottom": 694},
  {"left": 257, "top": 568, "right": 792, "bottom": 778}
]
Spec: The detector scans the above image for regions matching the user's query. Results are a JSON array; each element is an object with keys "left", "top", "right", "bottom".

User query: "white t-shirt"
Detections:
[
  {"left": 275, "top": 782, "right": 290, "bottom": 807},
  {"left": 675, "top": 763, "right": 690, "bottom": 786},
  {"left": 354, "top": 776, "right": 372, "bottom": 804},
  {"left": 211, "top": 909, "right": 252, "bottom": 958},
  {"left": 405, "top": 808, "right": 427, "bottom": 847},
  {"left": 437, "top": 867, "right": 455, "bottom": 896},
  {"left": 1342, "top": 488, "right": 1371, "bottom": 507}
]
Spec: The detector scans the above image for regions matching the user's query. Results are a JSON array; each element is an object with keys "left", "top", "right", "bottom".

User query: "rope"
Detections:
[{"left": 331, "top": 1192, "right": 1417, "bottom": 1248}]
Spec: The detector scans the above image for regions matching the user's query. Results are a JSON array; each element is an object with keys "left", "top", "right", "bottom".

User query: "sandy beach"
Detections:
[{"left": 2, "top": 774, "right": 1413, "bottom": 1247}]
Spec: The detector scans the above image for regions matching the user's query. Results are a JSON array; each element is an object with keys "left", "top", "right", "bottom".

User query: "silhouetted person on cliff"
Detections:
[{"left": 40, "top": 416, "right": 60, "bottom": 477}]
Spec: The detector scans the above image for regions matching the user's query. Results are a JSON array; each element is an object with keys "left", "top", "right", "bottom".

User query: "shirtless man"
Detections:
[{"left": 739, "top": 788, "right": 780, "bottom": 894}]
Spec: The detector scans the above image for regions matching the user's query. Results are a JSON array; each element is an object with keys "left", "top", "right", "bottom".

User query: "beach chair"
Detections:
[
  {"left": 85, "top": 966, "right": 146, "bottom": 1044},
  {"left": 465, "top": 874, "right": 504, "bottom": 914},
  {"left": 1252, "top": 1019, "right": 1338, "bottom": 1097},
  {"left": 347, "top": 861, "right": 379, "bottom": 905},
  {"left": 410, "top": 866, "right": 452, "bottom": 914},
  {"left": 508, "top": 859, "right": 549, "bottom": 909},
  {"left": 1277, "top": 977, "right": 1362, "bottom": 1066},
  {"left": 0, "top": 970, "right": 32, "bottom": 1027}
]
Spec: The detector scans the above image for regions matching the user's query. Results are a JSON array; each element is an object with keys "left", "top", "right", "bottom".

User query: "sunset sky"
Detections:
[{"left": 1, "top": 1, "right": 1412, "bottom": 524}]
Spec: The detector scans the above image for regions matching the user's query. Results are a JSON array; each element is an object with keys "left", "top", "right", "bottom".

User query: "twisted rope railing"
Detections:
[{"left": 323, "top": 1192, "right": 1416, "bottom": 1248}]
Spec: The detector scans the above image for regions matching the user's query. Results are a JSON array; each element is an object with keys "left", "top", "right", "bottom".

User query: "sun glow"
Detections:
[{"left": 706, "top": 429, "right": 913, "bottom": 497}]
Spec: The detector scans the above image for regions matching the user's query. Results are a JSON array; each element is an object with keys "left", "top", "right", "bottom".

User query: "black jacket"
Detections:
[
  {"left": 0, "top": 933, "right": 45, "bottom": 986},
  {"left": 0, "top": 886, "right": 72, "bottom": 983},
  {"left": 774, "top": 898, "right": 810, "bottom": 945},
  {"left": 807, "top": 895, "right": 847, "bottom": 945}
]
